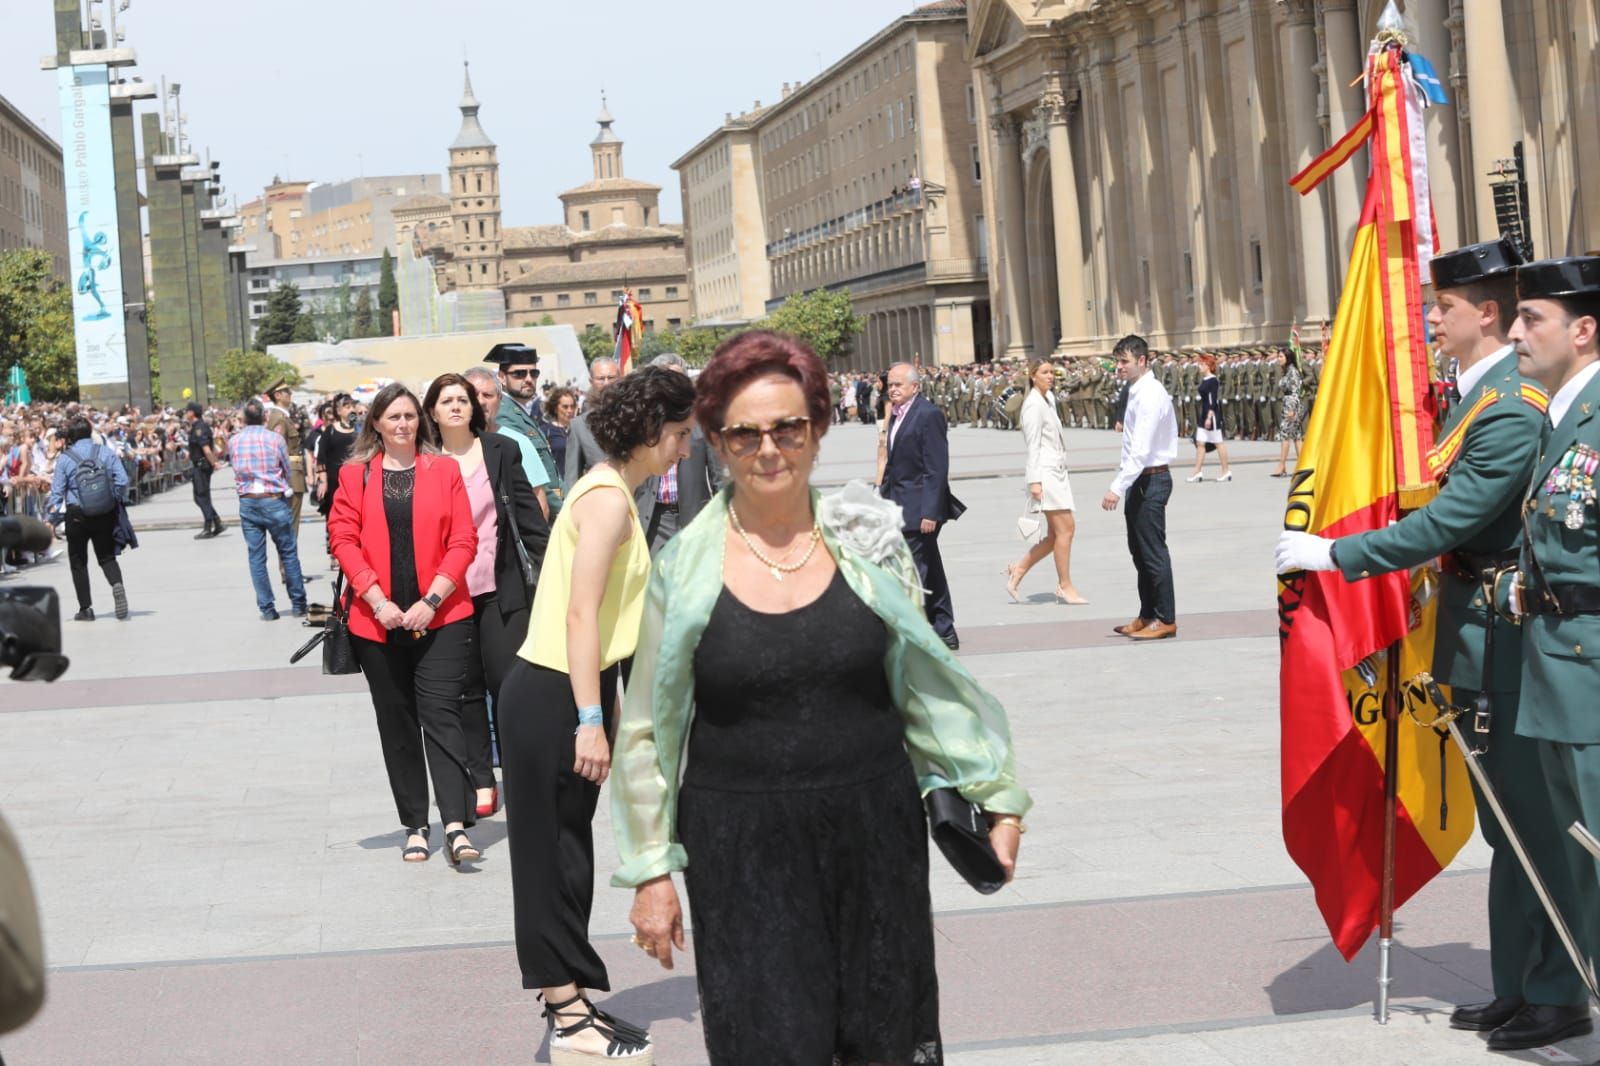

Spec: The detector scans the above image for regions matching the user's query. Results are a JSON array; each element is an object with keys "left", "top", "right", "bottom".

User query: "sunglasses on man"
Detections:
[{"left": 504, "top": 368, "right": 539, "bottom": 380}]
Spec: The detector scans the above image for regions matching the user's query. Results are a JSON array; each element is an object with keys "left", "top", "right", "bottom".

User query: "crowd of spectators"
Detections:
[{"left": 0, "top": 399, "right": 238, "bottom": 569}]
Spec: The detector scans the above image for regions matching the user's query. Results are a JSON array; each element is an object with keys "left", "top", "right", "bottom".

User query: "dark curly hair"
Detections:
[
  {"left": 544, "top": 386, "right": 579, "bottom": 422},
  {"left": 587, "top": 365, "right": 697, "bottom": 460}
]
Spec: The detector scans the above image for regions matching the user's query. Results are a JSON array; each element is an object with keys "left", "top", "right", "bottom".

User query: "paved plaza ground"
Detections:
[{"left": 2, "top": 421, "right": 1597, "bottom": 1064}]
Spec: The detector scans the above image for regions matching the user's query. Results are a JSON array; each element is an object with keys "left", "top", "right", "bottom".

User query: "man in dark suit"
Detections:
[
  {"left": 637, "top": 353, "right": 720, "bottom": 552},
  {"left": 879, "top": 362, "right": 963, "bottom": 648},
  {"left": 562, "top": 356, "right": 621, "bottom": 486}
]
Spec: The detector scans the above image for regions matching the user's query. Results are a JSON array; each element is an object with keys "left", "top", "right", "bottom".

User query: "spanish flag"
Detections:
[
  {"left": 1279, "top": 43, "right": 1472, "bottom": 960},
  {"left": 613, "top": 289, "right": 644, "bottom": 374}
]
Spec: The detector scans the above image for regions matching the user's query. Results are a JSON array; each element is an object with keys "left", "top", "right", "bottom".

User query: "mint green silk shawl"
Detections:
[{"left": 609, "top": 485, "right": 1032, "bottom": 888}]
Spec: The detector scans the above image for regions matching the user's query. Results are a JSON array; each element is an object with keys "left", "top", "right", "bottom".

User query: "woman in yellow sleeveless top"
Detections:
[{"left": 497, "top": 365, "right": 696, "bottom": 1065}]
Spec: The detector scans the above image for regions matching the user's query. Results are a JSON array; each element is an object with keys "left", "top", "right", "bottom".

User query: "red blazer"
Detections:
[{"left": 328, "top": 453, "right": 477, "bottom": 642}]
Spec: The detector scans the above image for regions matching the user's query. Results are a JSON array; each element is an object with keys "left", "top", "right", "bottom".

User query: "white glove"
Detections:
[{"left": 1276, "top": 531, "right": 1337, "bottom": 574}]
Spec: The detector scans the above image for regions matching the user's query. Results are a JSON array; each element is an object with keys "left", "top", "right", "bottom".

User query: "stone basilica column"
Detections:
[
  {"left": 1321, "top": 0, "right": 1368, "bottom": 273},
  {"left": 1041, "top": 77, "right": 1088, "bottom": 347},
  {"left": 1282, "top": 0, "right": 1332, "bottom": 321},
  {"left": 991, "top": 107, "right": 1033, "bottom": 360},
  {"left": 1461, "top": 0, "right": 1521, "bottom": 243}
]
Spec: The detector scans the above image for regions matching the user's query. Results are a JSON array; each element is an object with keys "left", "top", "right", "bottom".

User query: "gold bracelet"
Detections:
[{"left": 991, "top": 816, "right": 1026, "bottom": 834}]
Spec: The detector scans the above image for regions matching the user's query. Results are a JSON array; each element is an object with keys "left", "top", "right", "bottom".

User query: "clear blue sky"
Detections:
[{"left": 1, "top": 0, "right": 926, "bottom": 226}]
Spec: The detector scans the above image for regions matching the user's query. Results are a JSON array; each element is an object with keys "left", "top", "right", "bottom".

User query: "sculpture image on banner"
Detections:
[{"left": 56, "top": 62, "right": 128, "bottom": 388}]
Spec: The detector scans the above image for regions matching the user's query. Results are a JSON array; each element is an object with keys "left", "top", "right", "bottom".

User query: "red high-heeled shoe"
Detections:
[{"left": 475, "top": 785, "right": 500, "bottom": 819}]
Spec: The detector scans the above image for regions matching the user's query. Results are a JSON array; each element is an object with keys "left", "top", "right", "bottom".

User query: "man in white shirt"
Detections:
[{"left": 1102, "top": 334, "right": 1180, "bottom": 640}]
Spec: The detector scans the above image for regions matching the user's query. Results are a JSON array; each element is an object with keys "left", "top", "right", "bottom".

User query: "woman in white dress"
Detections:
[{"left": 1006, "top": 361, "right": 1089, "bottom": 604}]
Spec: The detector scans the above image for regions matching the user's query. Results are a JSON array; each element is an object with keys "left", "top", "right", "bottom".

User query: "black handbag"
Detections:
[
  {"left": 289, "top": 571, "right": 360, "bottom": 675},
  {"left": 501, "top": 490, "right": 536, "bottom": 591},
  {"left": 924, "top": 788, "right": 1006, "bottom": 895}
]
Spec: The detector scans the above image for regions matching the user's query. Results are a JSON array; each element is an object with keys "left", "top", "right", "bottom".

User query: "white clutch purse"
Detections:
[{"left": 1016, "top": 514, "right": 1042, "bottom": 541}]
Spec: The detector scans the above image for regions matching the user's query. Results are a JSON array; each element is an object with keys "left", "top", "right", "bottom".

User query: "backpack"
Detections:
[{"left": 67, "top": 447, "right": 117, "bottom": 516}]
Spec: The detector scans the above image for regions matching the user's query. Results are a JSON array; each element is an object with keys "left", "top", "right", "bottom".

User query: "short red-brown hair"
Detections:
[{"left": 694, "top": 330, "right": 832, "bottom": 437}]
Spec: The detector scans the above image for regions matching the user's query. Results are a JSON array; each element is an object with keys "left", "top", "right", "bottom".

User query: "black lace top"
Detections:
[
  {"left": 686, "top": 570, "right": 907, "bottom": 792},
  {"left": 383, "top": 466, "right": 419, "bottom": 640}
]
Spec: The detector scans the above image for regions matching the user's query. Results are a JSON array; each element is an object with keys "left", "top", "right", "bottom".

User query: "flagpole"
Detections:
[{"left": 1376, "top": 640, "right": 1402, "bottom": 1023}]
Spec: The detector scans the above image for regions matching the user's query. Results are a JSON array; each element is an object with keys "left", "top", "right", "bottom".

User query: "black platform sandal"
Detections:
[
  {"left": 541, "top": 993, "right": 652, "bottom": 1064},
  {"left": 402, "top": 825, "right": 430, "bottom": 863},
  {"left": 445, "top": 828, "right": 481, "bottom": 866}
]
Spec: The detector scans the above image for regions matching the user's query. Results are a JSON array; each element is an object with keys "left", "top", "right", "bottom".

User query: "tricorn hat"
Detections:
[
  {"left": 265, "top": 379, "right": 292, "bottom": 395},
  {"left": 485, "top": 343, "right": 538, "bottom": 366},
  {"left": 1430, "top": 238, "right": 1523, "bottom": 291},
  {"left": 1517, "top": 256, "right": 1600, "bottom": 301}
]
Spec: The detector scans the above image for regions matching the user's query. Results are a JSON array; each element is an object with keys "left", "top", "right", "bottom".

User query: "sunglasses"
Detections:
[
  {"left": 505, "top": 368, "right": 539, "bottom": 380},
  {"left": 719, "top": 416, "right": 811, "bottom": 457}
]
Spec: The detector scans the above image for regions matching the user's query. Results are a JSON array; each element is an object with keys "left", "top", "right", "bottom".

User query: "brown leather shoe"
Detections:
[
  {"left": 1113, "top": 617, "right": 1151, "bottom": 636},
  {"left": 1127, "top": 621, "right": 1178, "bottom": 641}
]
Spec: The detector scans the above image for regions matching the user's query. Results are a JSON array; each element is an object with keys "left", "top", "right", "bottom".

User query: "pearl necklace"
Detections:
[{"left": 728, "top": 505, "right": 821, "bottom": 582}]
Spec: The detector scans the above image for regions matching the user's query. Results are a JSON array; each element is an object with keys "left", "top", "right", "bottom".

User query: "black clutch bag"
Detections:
[{"left": 923, "top": 787, "right": 1006, "bottom": 895}]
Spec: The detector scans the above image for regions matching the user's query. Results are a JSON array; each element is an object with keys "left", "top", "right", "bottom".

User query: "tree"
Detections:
[
  {"left": 213, "top": 347, "right": 302, "bottom": 404},
  {"left": 0, "top": 248, "right": 77, "bottom": 400},
  {"left": 579, "top": 324, "right": 612, "bottom": 363},
  {"left": 353, "top": 287, "right": 375, "bottom": 338},
  {"left": 377, "top": 248, "right": 398, "bottom": 337},
  {"left": 677, "top": 324, "right": 738, "bottom": 368},
  {"left": 535, "top": 313, "right": 556, "bottom": 326},
  {"left": 254, "top": 282, "right": 304, "bottom": 350},
  {"left": 761, "top": 287, "right": 865, "bottom": 362},
  {"left": 636, "top": 327, "right": 681, "bottom": 362},
  {"left": 291, "top": 310, "right": 320, "bottom": 343}
]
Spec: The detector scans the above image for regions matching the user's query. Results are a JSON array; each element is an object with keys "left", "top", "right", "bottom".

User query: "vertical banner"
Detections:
[{"left": 57, "top": 63, "right": 128, "bottom": 387}]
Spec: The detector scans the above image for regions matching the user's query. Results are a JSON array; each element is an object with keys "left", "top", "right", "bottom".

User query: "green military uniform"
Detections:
[
  {"left": 263, "top": 381, "right": 307, "bottom": 532},
  {"left": 1339, "top": 244, "right": 1589, "bottom": 1013},
  {"left": 1512, "top": 257, "right": 1600, "bottom": 1009}
]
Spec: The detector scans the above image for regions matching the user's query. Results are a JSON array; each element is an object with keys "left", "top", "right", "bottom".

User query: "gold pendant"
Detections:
[{"left": 771, "top": 566, "right": 784, "bottom": 582}]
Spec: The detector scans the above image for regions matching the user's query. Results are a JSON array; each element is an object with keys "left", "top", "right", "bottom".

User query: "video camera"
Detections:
[{"left": 0, "top": 516, "right": 70, "bottom": 682}]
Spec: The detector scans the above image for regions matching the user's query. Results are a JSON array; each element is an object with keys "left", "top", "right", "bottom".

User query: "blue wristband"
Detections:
[{"left": 576, "top": 704, "right": 604, "bottom": 728}]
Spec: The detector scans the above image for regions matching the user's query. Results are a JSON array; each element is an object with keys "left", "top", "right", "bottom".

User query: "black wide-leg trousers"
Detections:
[
  {"left": 353, "top": 621, "right": 474, "bottom": 829},
  {"left": 498, "top": 658, "right": 618, "bottom": 991}
]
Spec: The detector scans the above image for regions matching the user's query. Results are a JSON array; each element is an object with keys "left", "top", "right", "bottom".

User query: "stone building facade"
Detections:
[
  {"left": 416, "top": 82, "right": 690, "bottom": 339},
  {"left": 673, "top": 105, "right": 773, "bottom": 326},
  {"left": 0, "top": 92, "right": 68, "bottom": 281},
  {"left": 754, "top": 0, "right": 991, "bottom": 369},
  {"left": 968, "top": 0, "right": 1600, "bottom": 360}
]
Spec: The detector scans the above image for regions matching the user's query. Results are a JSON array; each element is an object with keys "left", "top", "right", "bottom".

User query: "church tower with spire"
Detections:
[
  {"left": 591, "top": 94, "right": 623, "bottom": 181},
  {"left": 447, "top": 61, "right": 502, "bottom": 291}
]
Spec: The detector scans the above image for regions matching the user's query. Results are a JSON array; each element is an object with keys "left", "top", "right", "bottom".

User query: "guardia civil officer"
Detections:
[
  {"left": 1506, "top": 254, "right": 1600, "bottom": 1049},
  {"left": 1277, "top": 241, "right": 1595, "bottom": 1051}
]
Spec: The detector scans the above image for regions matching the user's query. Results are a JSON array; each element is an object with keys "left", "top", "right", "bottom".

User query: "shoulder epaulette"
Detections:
[
  {"left": 1427, "top": 388, "right": 1499, "bottom": 478},
  {"left": 1519, "top": 382, "right": 1549, "bottom": 413}
]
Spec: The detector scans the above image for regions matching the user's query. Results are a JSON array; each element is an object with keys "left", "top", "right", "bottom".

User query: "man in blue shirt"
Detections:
[
  {"left": 49, "top": 417, "right": 130, "bottom": 621},
  {"left": 230, "top": 399, "right": 307, "bottom": 621}
]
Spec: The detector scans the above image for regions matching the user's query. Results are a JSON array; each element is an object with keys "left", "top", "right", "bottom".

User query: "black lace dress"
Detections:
[{"left": 679, "top": 570, "right": 941, "bottom": 1066}]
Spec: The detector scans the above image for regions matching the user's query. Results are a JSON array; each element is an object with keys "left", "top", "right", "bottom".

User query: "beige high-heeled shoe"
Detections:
[
  {"left": 1005, "top": 564, "right": 1023, "bottom": 603},
  {"left": 1055, "top": 586, "right": 1089, "bottom": 605}
]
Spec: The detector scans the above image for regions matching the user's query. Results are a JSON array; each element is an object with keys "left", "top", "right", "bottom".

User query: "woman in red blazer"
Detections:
[{"left": 328, "top": 382, "right": 482, "bottom": 866}]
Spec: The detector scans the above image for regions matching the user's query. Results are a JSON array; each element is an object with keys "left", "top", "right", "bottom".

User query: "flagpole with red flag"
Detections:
[
  {"left": 613, "top": 289, "right": 643, "bottom": 374},
  {"left": 1279, "top": 2, "right": 1470, "bottom": 1025}
]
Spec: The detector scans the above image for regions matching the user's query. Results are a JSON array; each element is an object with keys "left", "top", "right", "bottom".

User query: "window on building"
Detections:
[
  {"left": 638, "top": 288, "right": 652, "bottom": 299},
  {"left": 612, "top": 207, "right": 625, "bottom": 225},
  {"left": 584, "top": 292, "right": 598, "bottom": 304},
  {"left": 970, "top": 144, "right": 982, "bottom": 183},
  {"left": 611, "top": 289, "right": 625, "bottom": 300},
  {"left": 558, "top": 293, "right": 572, "bottom": 306},
  {"left": 1251, "top": 240, "right": 1265, "bottom": 291},
  {"left": 666, "top": 286, "right": 679, "bottom": 298},
  {"left": 478, "top": 219, "right": 485, "bottom": 237},
  {"left": 667, "top": 317, "right": 681, "bottom": 329},
  {"left": 531, "top": 295, "right": 544, "bottom": 307},
  {"left": 966, "top": 85, "right": 976, "bottom": 122},
  {"left": 1183, "top": 252, "right": 1195, "bottom": 300},
  {"left": 580, "top": 210, "right": 590, "bottom": 230},
  {"left": 975, "top": 215, "right": 987, "bottom": 262},
  {"left": 481, "top": 263, "right": 489, "bottom": 277}
]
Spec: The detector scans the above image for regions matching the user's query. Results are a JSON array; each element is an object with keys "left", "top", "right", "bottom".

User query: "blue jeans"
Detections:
[{"left": 239, "top": 496, "right": 306, "bottom": 614}]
